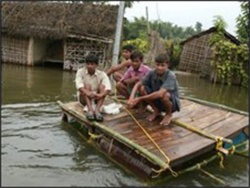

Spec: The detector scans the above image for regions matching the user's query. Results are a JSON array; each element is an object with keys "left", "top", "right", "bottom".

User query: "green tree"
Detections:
[
  {"left": 236, "top": 1, "right": 249, "bottom": 43},
  {"left": 96, "top": 1, "right": 135, "bottom": 9},
  {"left": 123, "top": 17, "right": 202, "bottom": 42},
  {"left": 123, "top": 16, "right": 148, "bottom": 40},
  {"left": 184, "top": 26, "right": 196, "bottom": 38},
  {"left": 213, "top": 15, "right": 227, "bottom": 31},
  {"left": 209, "top": 15, "right": 248, "bottom": 87},
  {"left": 195, "top": 22, "right": 202, "bottom": 33}
]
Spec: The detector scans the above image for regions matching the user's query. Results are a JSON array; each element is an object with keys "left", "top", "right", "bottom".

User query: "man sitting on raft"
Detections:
[
  {"left": 127, "top": 54, "right": 180, "bottom": 126},
  {"left": 75, "top": 54, "right": 111, "bottom": 122}
]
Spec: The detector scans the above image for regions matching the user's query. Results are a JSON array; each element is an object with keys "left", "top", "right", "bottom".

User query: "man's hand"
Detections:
[
  {"left": 86, "top": 91, "right": 96, "bottom": 99},
  {"left": 94, "top": 93, "right": 104, "bottom": 100}
]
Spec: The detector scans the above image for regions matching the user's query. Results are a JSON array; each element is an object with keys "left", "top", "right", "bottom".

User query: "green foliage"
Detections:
[
  {"left": 164, "top": 39, "right": 181, "bottom": 69},
  {"left": 213, "top": 15, "right": 227, "bottom": 31},
  {"left": 236, "top": 2, "right": 249, "bottom": 43},
  {"left": 209, "top": 23, "right": 249, "bottom": 87},
  {"left": 123, "top": 17, "right": 204, "bottom": 70},
  {"left": 122, "top": 38, "right": 149, "bottom": 53},
  {"left": 124, "top": 1, "right": 134, "bottom": 8},
  {"left": 123, "top": 17, "right": 201, "bottom": 42},
  {"left": 123, "top": 17, "right": 148, "bottom": 40},
  {"left": 195, "top": 22, "right": 202, "bottom": 33}
]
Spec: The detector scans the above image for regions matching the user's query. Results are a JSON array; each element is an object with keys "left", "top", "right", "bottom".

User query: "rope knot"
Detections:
[
  {"left": 229, "top": 146, "right": 236, "bottom": 155},
  {"left": 197, "top": 163, "right": 201, "bottom": 169},
  {"left": 215, "top": 136, "right": 223, "bottom": 150},
  {"left": 88, "top": 132, "right": 102, "bottom": 140}
]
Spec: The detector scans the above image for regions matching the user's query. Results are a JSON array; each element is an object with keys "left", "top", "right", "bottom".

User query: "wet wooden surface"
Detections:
[{"left": 63, "top": 97, "right": 248, "bottom": 166}]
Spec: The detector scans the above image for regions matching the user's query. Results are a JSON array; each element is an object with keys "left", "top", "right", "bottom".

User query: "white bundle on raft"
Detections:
[{"left": 83, "top": 102, "right": 123, "bottom": 115}]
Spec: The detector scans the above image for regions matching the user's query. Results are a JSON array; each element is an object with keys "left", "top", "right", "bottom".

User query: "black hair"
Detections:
[
  {"left": 130, "top": 51, "right": 144, "bottom": 61},
  {"left": 85, "top": 54, "right": 99, "bottom": 64},
  {"left": 122, "top": 44, "right": 136, "bottom": 52},
  {"left": 155, "top": 54, "right": 170, "bottom": 64}
]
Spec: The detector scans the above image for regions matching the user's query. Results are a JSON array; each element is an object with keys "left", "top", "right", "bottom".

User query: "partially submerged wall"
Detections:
[
  {"left": 179, "top": 33, "right": 213, "bottom": 77},
  {"left": 2, "top": 35, "right": 29, "bottom": 65}
]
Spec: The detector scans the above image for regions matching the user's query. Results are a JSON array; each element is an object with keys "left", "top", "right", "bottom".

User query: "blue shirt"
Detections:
[{"left": 142, "top": 69, "right": 180, "bottom": 111}]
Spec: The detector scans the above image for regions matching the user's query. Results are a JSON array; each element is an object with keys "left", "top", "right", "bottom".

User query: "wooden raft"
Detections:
[{"left": 58, "top": 97, "right": 248, "bottom": 178}]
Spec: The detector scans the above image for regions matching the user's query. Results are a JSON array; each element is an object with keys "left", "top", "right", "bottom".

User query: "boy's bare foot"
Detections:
[
  {"left": 138, "top": 104, "right": 146, "bottom": 114},
  {"left": 147, "top": 111, "right": 161, "bottom": 121},
  {"left": 160, "top": 114, "right": 172, "bottom": 126}
]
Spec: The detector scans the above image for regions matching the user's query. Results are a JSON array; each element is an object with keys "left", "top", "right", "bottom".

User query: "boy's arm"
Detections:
[
  {"left": 130, "top": 88, "right": 167, "bottom": 107},
  {"left": 106, "top": 60, "right": 131, "bottom": 76},
  {"left": 137, "top": 73, "right": 176, "bottom": 102},
  {"left": 122, "top": 76, "right": 140, "bottom": 85},
  {"left": 127, "top": 81, "right": 142, "bottom": 107},
  {"left": 139, "top": 88, "right": 167, "bottom": 101}
]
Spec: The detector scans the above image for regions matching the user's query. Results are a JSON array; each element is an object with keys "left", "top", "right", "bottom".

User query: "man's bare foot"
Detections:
[
  {"left": 147, "top": 111, "right": 161, "bottom": 121},
  {"left": 160, "top": 114, "right": 172, "bottom": 126}
]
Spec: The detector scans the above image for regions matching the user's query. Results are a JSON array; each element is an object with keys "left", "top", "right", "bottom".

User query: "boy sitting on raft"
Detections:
[
  {"left": 127, "top": 54, "right": 180, "bottom": 126},
  {"left": 106, "top": 44, "right": 136, "bottom": 83},
  {"left": 75, "top": 54, "right": 111, "bottom": 122},
  {"left": 116, "top": 51, "right": 151, "bottom": 99}
]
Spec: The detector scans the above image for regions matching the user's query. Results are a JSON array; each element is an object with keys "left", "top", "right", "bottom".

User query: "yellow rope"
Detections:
[
  {"left": 229, "top": 145, "right": 236, "bottom": 155},
  {"left": 112, "top": 89, "right": 246, "bottom": 177},
  {"left": 215, "top": 137, "right": 224, "bottom": 151},
  {"left": 215, "top": 137, "right": 225, "bottom": 168},
  {"left": 196, "top": 162, "right": 225, "bottom": 184},
  {"left": 199, "top": 168, "right": 226, "bottom": 185},
  {"left": 114, "top": 96, "right": 178, "bottom": 177},
  {"left": 217, "top": 152, "right": 225, "bottom": 169},
  {"left": 88, "top": 132, "right": 102, "bottom": 140}
]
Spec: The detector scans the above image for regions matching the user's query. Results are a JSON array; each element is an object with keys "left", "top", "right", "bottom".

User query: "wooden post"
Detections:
[
  {"left": 27, "top": 37, "right": 34, "bottom": 66},
  {"left": 146, "top": 6, "right": 150, "bottom": 35},
  {"left": 111, "top": 1, "right": 125, "bottom": 66}
]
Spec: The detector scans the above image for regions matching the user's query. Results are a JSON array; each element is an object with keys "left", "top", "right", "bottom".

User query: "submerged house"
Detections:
[
  {"left": 178, "top": 27, "right": 241, "bottom": 79},
  {"left": 1, "top": 2, "right": 118, "bottom": 71}
]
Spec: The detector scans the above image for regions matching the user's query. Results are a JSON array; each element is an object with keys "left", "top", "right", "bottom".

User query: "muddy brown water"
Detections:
[{"left": 2, "top": 64, "right": 248, "bottom": 186}]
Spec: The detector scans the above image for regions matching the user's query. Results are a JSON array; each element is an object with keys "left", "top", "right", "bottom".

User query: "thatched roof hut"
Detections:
[
  {"left": 2, "top": 1, "right": 118, "bottom": 70},
  {"left": 178, "top": 27, "right": 241, "bottom": 78},
  {"left": 2, "top": 1, "right": 118, "bottom": 40}
]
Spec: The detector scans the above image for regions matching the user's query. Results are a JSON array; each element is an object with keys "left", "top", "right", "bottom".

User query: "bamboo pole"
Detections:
[
  {"left": 233, "top": 151, "right": 249, "bottom": 158},
  {"left": 180, "top": 95, "right": 248, "bottom": 116},
  {"left": 172, "top": 119, "right": 233, "bottom": 144},
  {"left": 152, "top": 140, "right": 248, "bottom": 184},
  {"left": 57, "top": 100, "right": 168, "bottom": 170}
]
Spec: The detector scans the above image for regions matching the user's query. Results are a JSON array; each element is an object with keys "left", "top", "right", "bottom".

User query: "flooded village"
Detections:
[{"left": 2, "top": 1, "right": 249, "bottom": 187}]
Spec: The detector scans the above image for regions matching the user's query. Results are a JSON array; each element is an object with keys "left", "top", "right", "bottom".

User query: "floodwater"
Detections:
[{"left": 2, "top": 63, "right": 249, "bottom": 186}]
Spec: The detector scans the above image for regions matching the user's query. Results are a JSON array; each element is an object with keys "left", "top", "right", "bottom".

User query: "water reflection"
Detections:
[
  {"left": 3, "top": 64, "right": 248, "bottom": 112},
  {"left": 2, "top": 64, "right": 76, "bottom": 104},
  {"left": 176, "top": 72, "right": 248, "bottom": 112}
]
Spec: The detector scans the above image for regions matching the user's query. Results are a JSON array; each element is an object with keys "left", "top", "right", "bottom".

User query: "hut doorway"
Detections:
[{"left": 43, "top": 39, "right": 64, "bottom": 68}]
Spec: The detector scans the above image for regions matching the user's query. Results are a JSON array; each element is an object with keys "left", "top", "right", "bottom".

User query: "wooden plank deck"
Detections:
[{"left": 60, "top": 97, "right": 248, "bottom": 169}]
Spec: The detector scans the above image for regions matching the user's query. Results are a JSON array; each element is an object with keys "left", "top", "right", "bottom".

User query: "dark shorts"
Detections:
[{"left": 144, "top": 85, "right": 179, "bottom": 113}]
